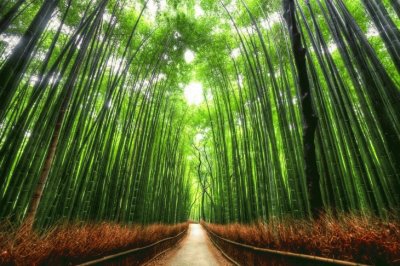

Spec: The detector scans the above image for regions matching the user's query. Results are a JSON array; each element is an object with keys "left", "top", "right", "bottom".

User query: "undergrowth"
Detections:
[
  {"left": 203, "top": 214, "right": 400, "bottom": 265},
  {"left": 0, "top": 220, "right": 188, "bottom": 265}
]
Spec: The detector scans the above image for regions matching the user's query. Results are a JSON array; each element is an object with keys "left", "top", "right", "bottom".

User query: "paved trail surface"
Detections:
[{"left": 147, "top": 224, "right": 231, "bottom": 266}]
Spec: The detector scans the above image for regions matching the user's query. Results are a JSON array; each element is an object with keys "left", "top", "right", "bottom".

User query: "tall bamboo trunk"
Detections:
[
  {"left": 283, "top": 0, "right": 323, "bottom": 218},
  {"left": 0, "top": 0, "right": 59, "bottom": 118},
  {"left": 0, "top": 0, "right": 26, "bottom": 34},
  {"left": 24, "top": 0, "right": 107, "bottom": 228}
]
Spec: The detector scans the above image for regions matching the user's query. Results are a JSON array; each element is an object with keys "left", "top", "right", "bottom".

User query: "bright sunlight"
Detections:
[
  {"left": 184, "top": 49, "right": 195, "bottom": 63},
  {"left": 184, "top": 82, "right": 203, "bottom": 105}
]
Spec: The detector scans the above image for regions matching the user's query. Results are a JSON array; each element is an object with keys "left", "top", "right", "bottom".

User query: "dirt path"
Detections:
[{"left": 146, "top": 224, "right": 232, "bottom": 266}]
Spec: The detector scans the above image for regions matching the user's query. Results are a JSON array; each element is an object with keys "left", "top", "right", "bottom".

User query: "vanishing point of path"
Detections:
[{"left": 147, "top": 224, "right": 232, "bottom": 266}]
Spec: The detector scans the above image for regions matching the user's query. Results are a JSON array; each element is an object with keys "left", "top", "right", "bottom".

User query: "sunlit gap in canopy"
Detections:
[
  {"left": 184, "top": 49, "right": 195, "bottom": 64},
  {"left": 184, "top": 82, "right": 203, "bottom": 106},
  {"left": 194, "top": 132, "right": 204, "bottom": 144}
]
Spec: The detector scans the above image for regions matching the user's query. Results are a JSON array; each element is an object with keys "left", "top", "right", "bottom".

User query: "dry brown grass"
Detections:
[
  {"left": 203, "top": 214, "right": 400, "bottom": 265},
  {"left": 0, "top": 220, "right": 188, "bottom": 265}
]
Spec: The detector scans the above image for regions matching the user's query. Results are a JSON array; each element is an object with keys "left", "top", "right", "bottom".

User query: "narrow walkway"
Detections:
[{"left": 147, "top": 224, "right": 231, "bottom": 266}]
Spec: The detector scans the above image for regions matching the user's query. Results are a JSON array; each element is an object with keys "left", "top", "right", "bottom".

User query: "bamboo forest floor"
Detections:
[
  {"left": 0, "top": 216, "right": 399, "bottom": 265},
  {"left": 147, "top": 223, "right": 232, "bottom": 266},
  {"left": 0, "top": 222, "right": 188, "bottom": 265},
  {"left": 203, "top": 214, "right": 400, "bottom": 265}
]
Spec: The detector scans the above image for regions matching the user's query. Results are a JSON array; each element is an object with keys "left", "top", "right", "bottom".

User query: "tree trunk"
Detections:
[
  {"left": 24, "top": 0, "right": 107, "bottom": 229},
  {"left": 0, "top": 0, "right": 59, "bottom": 118},
  {"left": 283, "top": 0, "right": 323, "bottom": 218},
  {"left": 201, "top": 191, "right": 206, "bottom": 221},
  {"left": 0, "top": 0, "right": 26, "bottom": 34}
]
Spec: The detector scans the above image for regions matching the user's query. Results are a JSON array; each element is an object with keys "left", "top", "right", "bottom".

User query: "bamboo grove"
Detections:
[
  {"left": 0, "top": 0, "right": 193, "bottom": 229},
  {"left": 192, "top": 0, "right": 400, "bottom": 223},
  {"left": 0, "top": 0, "right": 399, "bottom": 230}
]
